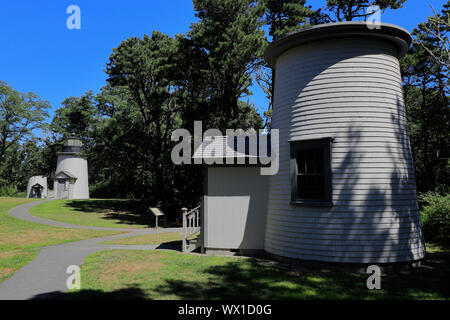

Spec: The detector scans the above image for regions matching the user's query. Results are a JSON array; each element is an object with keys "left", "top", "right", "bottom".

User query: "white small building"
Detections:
[
  {"left": 193, "top": 135, "right": 270, "bottom": 253},
  {"left": 189, "top": 22, "right": 425, "bottom": 265},
  {"left": 53, "top": 136, "right": 90, "bottom": 199},
  {"left": 27, "top": 176, "right": 48, "bottom": 198}
]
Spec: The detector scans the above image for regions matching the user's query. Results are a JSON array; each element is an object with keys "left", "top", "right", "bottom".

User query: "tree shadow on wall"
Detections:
[
  {"left": 253, "top": 44, "right": 426, "bottom": 266},
  {"left": 321, "top": 93, "right": 423, "bottom": 265}
]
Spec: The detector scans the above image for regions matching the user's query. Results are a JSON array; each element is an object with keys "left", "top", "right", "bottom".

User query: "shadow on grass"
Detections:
[
  {"left": 156, "top": 240, "right": 182, "bottom": 251},
  {"left": 382, "top": 245, "right": 450, "bottom": 298},
  {"left": 153, "top": 258, "right": 371, "bottom": 300},
  {"left": 64, "top": 200, "right": 179, "bottom": 228},
  {"left": 152, "top": 251, "right": 450, "bottom": 300},
  {"left": 31, "top": 286, "right": 148, "bottom": 300},
  {"left": 38, "top": 246, "right": 450, "bottom": 300}
]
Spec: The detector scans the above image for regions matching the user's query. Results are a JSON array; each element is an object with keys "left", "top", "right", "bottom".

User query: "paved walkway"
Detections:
[{"left": 0, "top": 200, "right": 183, "bottom": 300}]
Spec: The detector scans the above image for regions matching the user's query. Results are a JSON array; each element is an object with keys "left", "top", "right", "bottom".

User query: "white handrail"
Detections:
[{"left": 182, "top": 206, "right": 201, "bottom": 252}]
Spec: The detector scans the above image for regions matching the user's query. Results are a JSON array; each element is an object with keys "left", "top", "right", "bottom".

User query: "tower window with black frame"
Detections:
[{"left": 290, "top": 138, "right": 333, "bottom": 206}]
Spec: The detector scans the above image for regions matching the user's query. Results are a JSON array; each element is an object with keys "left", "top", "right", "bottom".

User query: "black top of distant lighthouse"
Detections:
[{"left": 58, "top": 135, "right": 83, "bottom": 155}]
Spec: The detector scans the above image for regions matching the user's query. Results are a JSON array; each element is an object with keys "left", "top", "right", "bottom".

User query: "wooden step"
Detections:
[{"left": 185, "top": 234, "right": 202, "bottom": 253}]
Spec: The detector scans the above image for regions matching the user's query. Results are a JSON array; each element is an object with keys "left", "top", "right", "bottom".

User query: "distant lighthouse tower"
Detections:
[{"left": 53, "top": 135, "right": 89, "bottom": 199}]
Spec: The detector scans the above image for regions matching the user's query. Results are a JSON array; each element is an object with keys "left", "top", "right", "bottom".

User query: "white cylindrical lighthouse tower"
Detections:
[
  {"left": 264, "top": 22, "right": 425, "bottom": 263},
  {"left": 54, "top": 136, "right": 89, "bottom": 200}
]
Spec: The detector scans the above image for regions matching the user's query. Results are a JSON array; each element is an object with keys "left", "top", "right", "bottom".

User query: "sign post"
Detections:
[{"left": 149, "top": 207, "right": 166, "bottom": 230}]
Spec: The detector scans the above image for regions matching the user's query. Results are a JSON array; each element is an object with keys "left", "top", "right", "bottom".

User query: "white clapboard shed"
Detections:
[{"left": 193, "top": 135, "right": 271, "bottom": 254}]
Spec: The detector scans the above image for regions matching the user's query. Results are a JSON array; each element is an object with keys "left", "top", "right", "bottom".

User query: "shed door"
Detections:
[
  {"left": 31, "top": 185, "right": 42, "bottom": 198},
  {"left": 57, "top": 179, "right": 68, "bottom": 198}
]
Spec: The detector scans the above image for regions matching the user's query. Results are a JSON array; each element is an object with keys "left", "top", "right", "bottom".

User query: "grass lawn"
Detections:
[
  {"left": 30, "top": 199, "right": 160, "bottom": 229},
  {"left": 102, "top": 232, "right": 183, "bottom": 245},
  {"left": 67, "top": 244, "right": 450, "bottom": 300},
  {"left": 0, "top": 198, "right": 123, "bottom": 283},
  {"left": 101, "top": 232, "right": 198, "bottom": 245}
]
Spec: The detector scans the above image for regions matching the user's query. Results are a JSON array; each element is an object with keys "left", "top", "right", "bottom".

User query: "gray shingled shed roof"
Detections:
[{"left": 192, "top": 135, "right": 271, "bottom": 161}]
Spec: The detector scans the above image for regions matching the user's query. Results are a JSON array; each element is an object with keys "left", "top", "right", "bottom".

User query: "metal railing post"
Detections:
[
  {"left": 182, "top": 207, "right": 188, "bottom": 252},
  {"left": 196, "top": 208, "right": 200, "bottom": 229}
]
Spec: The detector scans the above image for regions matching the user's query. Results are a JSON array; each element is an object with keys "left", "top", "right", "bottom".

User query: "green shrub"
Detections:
[
  {"left": 13, "top": 191, "right": 27, "bottom": 198},
  {"left": 89, "top": 180, "right": 119, "bottom": 199},
  {"left": 420, "top": 192, "right": 450, "bottom": 245},
  {"left": 0, "top": 185, "right": 19, "bottom": 197}
]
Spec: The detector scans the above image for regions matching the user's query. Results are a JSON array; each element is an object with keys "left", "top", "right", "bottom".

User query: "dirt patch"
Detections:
[
  {"left": 0, "top": 250, "right": 19, "bottom": 259},
  {"left": 98, "top": 254, "right": 162, "bottom": 284},
  {"left": 0, "top": 229, "right": 110, "bottom": 247},
  {"left": 103, "top": 232, "right": 182, "bottom": 245},
  {"left": 0, "top": 267, "right": 15, "bottom": 279},
  {"left": 106, "top": 259, "right": 162, "bottom": 275},
  {"left": 0, "top": 230, "right": 75, "bottom": 246}
]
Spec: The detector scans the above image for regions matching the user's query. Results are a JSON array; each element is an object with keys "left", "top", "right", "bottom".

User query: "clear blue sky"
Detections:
[{"left": 0, "top": 0, "right": 446, "bottom": 121}]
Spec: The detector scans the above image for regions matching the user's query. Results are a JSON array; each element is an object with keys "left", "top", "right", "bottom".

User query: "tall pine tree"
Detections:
[
  {"left": 262, "top": 0, "right": 314, "bottom": 39},
  {"left": 316, "top": 0, "right": 406, "bottom": 22}
]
